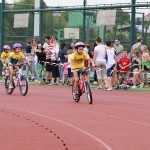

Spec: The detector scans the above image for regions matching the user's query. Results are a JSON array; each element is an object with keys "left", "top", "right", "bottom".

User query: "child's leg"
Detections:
[
  {"left": 118, "top": 75, "right": 122, "bottom": 86},
  {"left": 144, "top": 72, "right": 149, "bottom": 87},
  {"left": 124, "top": 76, "right": 127, "bottom": 87},
  {"left": 133, "top": 68, "right": 139, "bottom": 85},
  {"left": 9, "top": 65, "right": 14, "bottom": 87},
  {"left": 46, "top": 71, "right": 50, "bottom": 83}
]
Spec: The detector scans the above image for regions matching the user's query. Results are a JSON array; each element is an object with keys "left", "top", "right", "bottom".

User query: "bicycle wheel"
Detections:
[
  {"left": 72, "top": 81, "right": 81, "bottom": 102},
  {"left": 5, "top": 76, "right": 14, "bottom": 95},
  {"left": 85, "top": 81, "right": 93, "bottom": 104},
  {"left": 19, "top": 75, "right": 28, "bottom": 96}
]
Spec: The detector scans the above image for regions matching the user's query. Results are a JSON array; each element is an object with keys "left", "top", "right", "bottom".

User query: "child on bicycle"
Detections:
[
  {"left": 7, "top": 43, "right": 29, "bottom": 89},
  {"left": 1, "top": 45, "right": 11, "bottom": 75},
  {"left": 70, "top": 42, "right": 94, "bottom": 95}
]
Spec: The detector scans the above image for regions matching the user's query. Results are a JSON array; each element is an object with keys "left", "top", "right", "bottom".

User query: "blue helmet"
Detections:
[{"left": 13, "top": 43, "right": 22, "bottom": 50}]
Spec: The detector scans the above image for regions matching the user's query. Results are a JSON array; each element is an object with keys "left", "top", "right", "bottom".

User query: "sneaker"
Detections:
[
  {"left": 34, "top": 79, "right": 38, "bottom": 82},
  {"left": 93, "top": 81, "right": 97, "bottom": 85},
  {"left": 140, "top": 83, "right": 144, "bottom": 88},
  {"left": 72, "top": 92, "right": 76, "bottom": 100},
  {"left": 8, "top": 85, "right": 14, "bottom": 89},
  {"left": 2, "top": 71, "right": 5, "bottom": 76},
  {"left": 38, "top": 80, "right": 42, "bottom": 84},
  {"left": 131, "top": 85, "right": 137, "bottom": 89},
  {"left": 124, "top": 86, "right": 127, "bottom": 90},
  {"left": 115, "top": 86, "right": 119, "bottom": 90}
]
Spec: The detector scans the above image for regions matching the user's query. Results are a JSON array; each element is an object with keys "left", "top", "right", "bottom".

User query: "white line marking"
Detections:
[{"left": 0, "top": 104, "right": 113, "bottom": 150}]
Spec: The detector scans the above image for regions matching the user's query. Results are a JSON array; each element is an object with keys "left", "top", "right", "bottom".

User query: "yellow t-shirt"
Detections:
[
  {"left": 9, "top": 52, "right": 25, "bottom": 64},
  {"left": 1, "top": 51, "right": 11, "bottom": 63},
  {"left": 70, "top": 52, "right": 90, "bottom": 69}
]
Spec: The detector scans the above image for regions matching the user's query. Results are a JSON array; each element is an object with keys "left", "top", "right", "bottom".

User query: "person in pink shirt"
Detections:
[{"left": 62, "top": 59, "right": 69, "bottom": 85}]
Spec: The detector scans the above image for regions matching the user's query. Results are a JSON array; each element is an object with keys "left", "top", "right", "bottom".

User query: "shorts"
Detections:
[
  {"left": 119, "top": 72, "right": 128, "bottom": 77},
  {"left": 107, "top": 65, "right": 115, "bottom": 77},
  {"left": 46, "top": 64, "right": 52, "bottom": 72},
  {"left": 142, "top": 65, "right": 149, "bottom": 71},
  {"left": 68, "top": 68, "right": 74, "bottom": 78},
  {"left": 51, "top": 63, "right": 60, "bottom": 78}
]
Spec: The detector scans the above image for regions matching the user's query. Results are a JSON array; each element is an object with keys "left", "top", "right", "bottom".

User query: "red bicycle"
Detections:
[{"left": 72, "top": 67, "right": 93, "bottom": 104}]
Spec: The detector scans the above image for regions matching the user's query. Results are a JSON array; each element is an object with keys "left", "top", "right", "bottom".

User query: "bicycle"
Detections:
[
  {"left": 72, "top": 67, "right": 93, "bottom": 104},
  {"left": 4, "top": 64, "right": 28, "bottom": 96}
]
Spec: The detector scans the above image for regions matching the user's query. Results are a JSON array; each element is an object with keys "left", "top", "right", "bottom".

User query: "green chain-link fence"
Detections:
[{"left": 0, "top": 0, "right": 150, "bottom": 75}]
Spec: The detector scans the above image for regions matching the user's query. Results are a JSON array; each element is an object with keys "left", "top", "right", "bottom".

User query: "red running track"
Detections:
[{"left": 0, "top": 83, "right": 150, "bottom": 150}]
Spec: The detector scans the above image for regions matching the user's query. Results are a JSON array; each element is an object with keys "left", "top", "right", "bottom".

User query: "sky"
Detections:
[{"left": 5, "top": 0, "right": 150, "bottom": 15}]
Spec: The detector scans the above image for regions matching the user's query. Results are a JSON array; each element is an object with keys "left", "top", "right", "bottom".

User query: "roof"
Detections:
[{"left": 145, "top": 13, "right": 150, "bottom": 19}]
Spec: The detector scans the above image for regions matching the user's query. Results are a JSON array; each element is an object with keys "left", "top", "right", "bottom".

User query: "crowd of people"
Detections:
[{"left": 0, "top": 35, "right": 150, "bottom": 90}]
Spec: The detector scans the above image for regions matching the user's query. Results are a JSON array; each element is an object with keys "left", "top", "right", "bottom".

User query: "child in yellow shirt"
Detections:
[
  {"left": 1, "top": 45, "right": 11, "bottom": 75},
  {"left": 7, "top": 43, "right": 28, "bottom": 89}
]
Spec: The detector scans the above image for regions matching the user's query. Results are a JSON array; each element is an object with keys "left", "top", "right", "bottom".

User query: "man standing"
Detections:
[
  {"left": 131, "top": 36, "right": 143, "bottom": 61},
  {"left": 113, "top": 38, "right": 124, "bottom": 87},
  {"left": 114, "top": 38, "right": 124, "bottom": 63}
]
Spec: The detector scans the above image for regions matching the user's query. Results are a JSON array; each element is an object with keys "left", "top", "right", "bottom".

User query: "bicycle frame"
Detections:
[{"left": 72, "top": 67, "right": 93, "bottom": 104}]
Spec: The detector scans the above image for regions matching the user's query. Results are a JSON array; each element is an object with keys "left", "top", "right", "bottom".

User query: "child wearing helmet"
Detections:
[
  {"left": 1, "top": 45, "right": 11, "bottom": 75},
  {"left": 70, "top": 42, "right": 94, "bottom": 95},
  {"left": 7, "top": 43, "right": 29, "bottom": 89}
]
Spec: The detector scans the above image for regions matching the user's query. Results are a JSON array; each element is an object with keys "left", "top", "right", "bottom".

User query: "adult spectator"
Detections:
[
  {"left": 104, "top": 39, "right": 117, "bottom": 91},
  {"left": 131, "top": 36, "right": 143, "bottom": 61},
  {"left": 45, "top": 36, "right": 60, "bottom": 85},
  {"left": 70, "top": 43, "right": 76, "bottom": 52},
  {"left": 92, "top": 43, "right": 98, "bottom": 84},
  {"left": 43, "top": 36, "right": 50, "bottom": 50},
  {"left": 59, "top": 42, "right": 67, "bottom": 81},
  {"left": 131, "top": 37, "right": 143, "bottom": 82},
  {"left": 93, "top": 37, "right": 107, "bottom": 89},
  {"left": 31, "top": 39, "right": 38, "bottom": 81},
  {"left": 114, "top": 38, "right": 124, "bottom": 62},
  {"left": 25, "top": 40, "right": 32, "bottom": 81},
  {"left": 113, "top": 38, "right": 124, "bottom": 86}
]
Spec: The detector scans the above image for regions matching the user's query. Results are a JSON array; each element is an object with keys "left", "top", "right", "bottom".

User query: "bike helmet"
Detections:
[
  {"left": 75, "top": 42, "right": 85, "bottom": 49},
  {"left": 3, "top": 45, "right": 11, "bottom": 50},
  {"left": 13, "top": 43, "right": 22, "bottom": 50}
]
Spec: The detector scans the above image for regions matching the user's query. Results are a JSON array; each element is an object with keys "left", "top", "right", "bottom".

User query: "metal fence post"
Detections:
[
  {"left": 142, "top": 13, "right": 145, "bottom": 41},
  {"left": 0, "top": 0, "right": 5, "bottom": 75},
  {"left": 130, "top": 0, "right": 136, "bottom": 49},
  {"left": 39, "top": 0, "right": 42, "bottom": 41},
  {"left": 83, "top": 0, "right": 86, "bottom": 42}
]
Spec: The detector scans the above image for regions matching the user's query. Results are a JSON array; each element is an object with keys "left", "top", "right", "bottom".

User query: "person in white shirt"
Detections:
[
  {"left": 93, "top": 37, "right": 107, "bottom": 89},
  {"left": 104, "top": 39, "right": 117, "bottom": 91},
  {"left": 43, "top": 36, "right": 50, "bottom": 50}
]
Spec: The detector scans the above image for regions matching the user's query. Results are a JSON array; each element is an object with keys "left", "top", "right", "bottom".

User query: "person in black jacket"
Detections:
[{"left": 35, "top": 42, "right": 46, "bottom": 83}]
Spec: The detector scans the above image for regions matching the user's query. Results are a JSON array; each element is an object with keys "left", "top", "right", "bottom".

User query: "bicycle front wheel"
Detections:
[
  {"left": 72, "top": 81, "right": 81, "bottom": 102},
  {"left": 5, "top": 76, "right": 14, "bottom": 95},
  {"left": 19, "top": 75, "right": 28, "bottom": 96},
  {"left": 85, "top": 81, "right": 93, "bottom": 104}
]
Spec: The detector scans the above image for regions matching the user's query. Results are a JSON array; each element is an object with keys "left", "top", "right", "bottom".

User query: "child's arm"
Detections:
[{"left": 124, "top": 63, "right": 132, "bottom": 69}]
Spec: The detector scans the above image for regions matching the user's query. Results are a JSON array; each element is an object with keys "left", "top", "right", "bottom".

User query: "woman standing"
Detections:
[
  {"left": 45, "top": 36, "right": 60, "bottom": 85},
  {"left": 35, "top": 42, "right": 46, "bottom": 83},
  {"left": 93, "top": 37, "right": 107, "bottom": 89}
]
